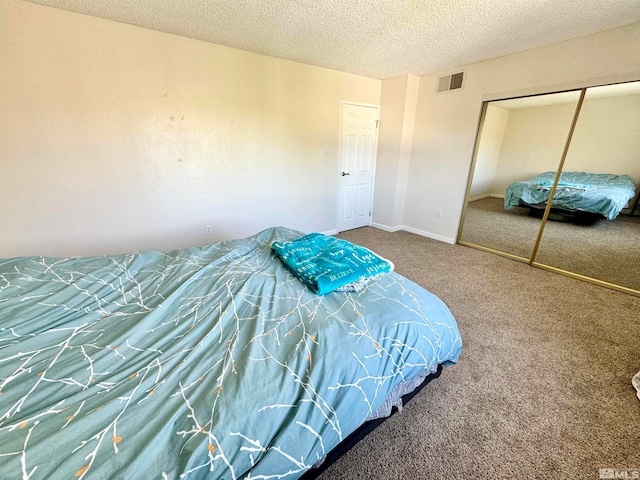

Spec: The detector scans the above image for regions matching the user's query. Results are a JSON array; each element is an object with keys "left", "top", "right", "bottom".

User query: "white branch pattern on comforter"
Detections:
[{"left": 0, "top": 227, "right": 462, "bottom": 479}]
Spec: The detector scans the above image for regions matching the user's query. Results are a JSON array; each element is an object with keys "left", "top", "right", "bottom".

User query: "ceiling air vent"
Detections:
[{"left": 437, "top": 71, "right": 465, "bottom": 93}]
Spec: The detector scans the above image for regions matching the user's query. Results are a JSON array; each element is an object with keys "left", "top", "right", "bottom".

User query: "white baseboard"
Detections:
[
  {"left": 333, "top": 223, "right": 456, "bottom": 245},
  {"left": 468, "top": 193, "right": 490, "bottom": 202},
  {"left": 367, "top": 223, "right": 455, "bottom": 244},
  {"left": 400, "top": 226, "right": 456, "bottom": 245},
  {"left": 468, "top": 193, "right": 504, "bottom": 202},
  {"left": 370, "top": 222, "right": 403, "bottom": 232},
  {"left": 321, "top": 229, "right": 339, "bottom": 236}
]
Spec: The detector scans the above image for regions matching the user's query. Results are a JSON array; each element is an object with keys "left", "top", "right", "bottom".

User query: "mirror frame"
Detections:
[{"left": 457, "top": 83, "right": 640, "bottom": 297}]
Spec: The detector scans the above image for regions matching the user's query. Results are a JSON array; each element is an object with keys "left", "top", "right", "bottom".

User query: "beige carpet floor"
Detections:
[{"left": 316, "top": 226, "right": 640, "bottom": 480}]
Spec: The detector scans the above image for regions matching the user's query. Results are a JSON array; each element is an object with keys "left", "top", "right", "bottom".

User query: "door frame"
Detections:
[{"left": 336, "top": 101, "right": 381, "bottom": 232}]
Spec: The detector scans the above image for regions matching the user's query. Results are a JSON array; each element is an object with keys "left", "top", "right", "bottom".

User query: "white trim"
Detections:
[
  {"left": 370, "top": 222, "right": 403, "bottom": 232},
  {"left": 367, "top": 224, "right": 456, "bottom": 245},
  {"left": 468, "top": 193, "right": 490, "bottom": 202},
  {"left": 400, "top": 226, "right": 456, "bottom": 245},
  {"left": 321, "top": 229, "right": 339, "bottom": 236},
  {"left": 469, "top": 193, "right": 505, "bottom": 202},
  {"left": 340, "top": 100, "right": 381, "bottom": 109}
]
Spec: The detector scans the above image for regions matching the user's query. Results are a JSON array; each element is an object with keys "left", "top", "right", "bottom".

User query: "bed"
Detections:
[
  {"left": 0, "top": 226, "right": 462, "bottom": 479},
  {"left": 504, "top": 171, "right": 637, "bottom": 220}
]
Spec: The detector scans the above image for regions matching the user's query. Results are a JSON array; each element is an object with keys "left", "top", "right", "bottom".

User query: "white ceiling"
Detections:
[{"left": 25, "top": 0, "right": 640, "bottom": 79}]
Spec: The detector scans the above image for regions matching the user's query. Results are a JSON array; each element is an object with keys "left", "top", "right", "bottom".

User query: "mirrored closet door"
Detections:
[
  {"left": 458, "top": 91, "right": 581, "bottom": 261},
  {"left": 458, "top": 81, "right": 640, "bottom": 296},
  {"left": 534, "top": 82, "right": 640, "bottom": 292}
]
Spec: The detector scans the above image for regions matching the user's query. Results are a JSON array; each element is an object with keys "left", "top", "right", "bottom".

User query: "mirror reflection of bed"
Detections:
[{"left": 459, "top": 81, "right": 640, "bottom": 293}]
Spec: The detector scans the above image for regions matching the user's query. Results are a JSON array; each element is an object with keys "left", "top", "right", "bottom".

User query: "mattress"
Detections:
[
  {"left": 0, "top": 227, "right": 462, "bottom": 479},
  {"left": 504, "top": 171, "right": 636, "bottom": 220}
]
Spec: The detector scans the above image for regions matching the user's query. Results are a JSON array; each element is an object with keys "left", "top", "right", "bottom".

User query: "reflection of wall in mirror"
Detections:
[
  {"left": 491, "top": 102, "right": 576, "bottom": 195},
  {"left": 469, "top": 105, "right": 509, "bottom": 200},
  {"left": 487, "top": 95, "right": 640, "bottom": 201},
  {"left": 566, "top": 95, "right": 640, "bottom": 178}
]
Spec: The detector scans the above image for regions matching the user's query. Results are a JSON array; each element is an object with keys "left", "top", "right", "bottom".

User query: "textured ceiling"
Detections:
[{"left": 24, "top": 0, "right": 640, "bottom": 79}]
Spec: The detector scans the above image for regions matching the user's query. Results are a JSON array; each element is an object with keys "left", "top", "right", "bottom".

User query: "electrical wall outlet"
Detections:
[
  {"left": 205, "top": 225, "right": 213, "bottom": 235},
  {"left": 436, "top": 209, "right": 443, "bottom": 217}
]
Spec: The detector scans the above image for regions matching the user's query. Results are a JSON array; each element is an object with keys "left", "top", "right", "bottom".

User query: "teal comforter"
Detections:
[
  {"left": 504, "top": 171, "right": 636, "bottom": 220},
  {"left": 0, "top": 227, "right": 462, "bottom": 479}
]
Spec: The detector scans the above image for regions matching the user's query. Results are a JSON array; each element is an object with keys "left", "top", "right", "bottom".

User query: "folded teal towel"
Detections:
[
  {"left": 537, "top": 180, "right": 589, "bottom": 190},
  {"left": 271, "top": 233, "right": 393, "bottom": 295}
]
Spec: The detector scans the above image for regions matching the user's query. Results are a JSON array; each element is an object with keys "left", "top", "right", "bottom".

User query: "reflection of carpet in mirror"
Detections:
[
  {"left": 460, "top": 197, "right": 541, "bottom": 259},
  {"left": 462, "top": 197, "right": 640, "bottom": 290}
]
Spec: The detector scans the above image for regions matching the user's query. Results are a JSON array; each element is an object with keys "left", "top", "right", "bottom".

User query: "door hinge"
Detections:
[
  {"left": 369, "top": 211, "right": 372, "bottom": 217},
  {"left": 375, "top": 120, "right": 379, "bottom": 128}
]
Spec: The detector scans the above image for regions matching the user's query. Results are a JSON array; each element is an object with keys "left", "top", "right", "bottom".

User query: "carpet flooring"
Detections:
[
  {"left": 460, "top": 197, "right": 640, "bottom": 291},
  {"left": 316, "top": 226, "right": 640, "bottom": 480}
]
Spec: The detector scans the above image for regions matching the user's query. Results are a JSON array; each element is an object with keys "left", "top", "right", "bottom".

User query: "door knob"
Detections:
[{"left": 341, "top": 172, "right": 350, "bottom": 176}]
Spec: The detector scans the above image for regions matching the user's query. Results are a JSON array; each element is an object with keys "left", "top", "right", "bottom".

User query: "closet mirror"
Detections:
[
  {"left": 534, "top": 82, "right": 640, "bottom": 292},
  {"left": 458, "top": 90, "right": 582, "bottom": 260}
]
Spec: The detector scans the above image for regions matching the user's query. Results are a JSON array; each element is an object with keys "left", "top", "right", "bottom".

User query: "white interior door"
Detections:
[{"left": 338, "top": 103, "right": 379, "bottom": 232}]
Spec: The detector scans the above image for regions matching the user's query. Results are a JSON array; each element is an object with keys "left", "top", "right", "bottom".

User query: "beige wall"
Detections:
[
  {"left": 491, "top": 102, "right": 577, "bottom": 194},
  {"left": 372, "top": 74, "right": 419, "bottom": 228},
  {"left": 487, "top": 94, "right": 640, "bottom": 196},
  {"left": 0, "top": 0, "right": 380, "bottom": 257},
  {"left": 401, "top": 22, "right": 640, "bottom": 243},
  {"left": 2, "top": 1, "right": 639, "bottom": 257},
  {"left": 469, "top": 105, "right": 509, "bottom": 199},
  {"left": 565, "top": 94, "right": 640, "bottom": 179},
  {"left": 372, "top": 76, "right": 407, "bottom": 227}
]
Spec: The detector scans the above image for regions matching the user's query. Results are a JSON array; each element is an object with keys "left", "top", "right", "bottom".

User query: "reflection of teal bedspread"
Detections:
[
  {"left": 271, "top": 233, "right": 393, "bottom": 295},
  {"left": 0, "top": 227, "right": 462, "bottom": 479},
  {"left": 504, "top": 171, "right": 636, "bottom": 220}
]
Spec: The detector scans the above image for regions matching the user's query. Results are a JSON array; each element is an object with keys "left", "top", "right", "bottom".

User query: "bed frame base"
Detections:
[
  {"left": 300, "top": 364, "right": 444, "bottom": 479},
  {"left": 527, "top": 205, "right": 602, "bottom": 225}
]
